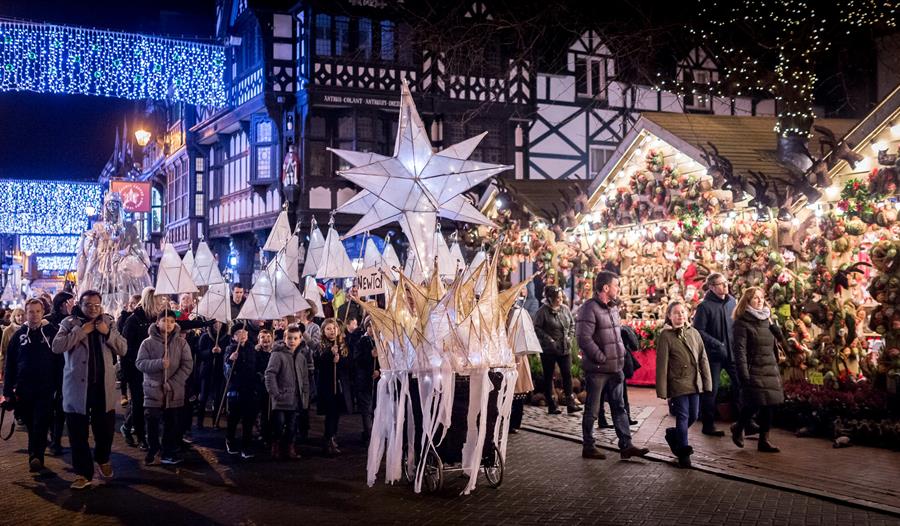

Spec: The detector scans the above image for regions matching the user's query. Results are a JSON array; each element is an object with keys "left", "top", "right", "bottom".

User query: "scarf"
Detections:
[{"left": 746, "top": 306, "right": 771, "bottom": 321}]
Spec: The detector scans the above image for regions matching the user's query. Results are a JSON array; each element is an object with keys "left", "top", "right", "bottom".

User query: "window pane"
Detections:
[
  {"left": 195, "top": 156, "right": 205, "bottom": 171},
  {"left": 335, "top": 16, "right": 350, "bottom": 56},
  {"left": 315, "top": 14, "right": 331, "bottom": 56},
  {"left": 575, "top": 58, "right": 587, "bottom": 95},
  {"left": 358, "top": 18, "right": 372, "bottom": 60},
  {"left": 357, "top": 116, "right": 373, "bottom": 140},
  {"left": 257, "top": 120, "right": 272, "bottom": 143},
  {"left": 257, "top": 146, "right": 272, "bottom": 178},
  {"left": 590, "top": 60, "right": 603, "bottom": 97},
  {"left": 396, "top": 23, "right": 412, "bottom": 64},
  {"left": 310, "top": 141, "right": 329, "bottom": 177},
  {"left": 380, "top": 21, "right": 394, "bottom": 61},
  {"left": 338, "top": 116, "right": 354, "bottom": 139}
]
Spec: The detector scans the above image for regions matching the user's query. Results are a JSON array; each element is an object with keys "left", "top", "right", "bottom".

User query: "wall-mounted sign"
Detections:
[{"left": 110, "top": 181, "right": 152, "bottom": 212}]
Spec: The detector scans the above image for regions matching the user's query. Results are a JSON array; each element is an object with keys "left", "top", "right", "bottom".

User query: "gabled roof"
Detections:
[{"left": 586, "top": 113, "right": 856, "bottom": 209}]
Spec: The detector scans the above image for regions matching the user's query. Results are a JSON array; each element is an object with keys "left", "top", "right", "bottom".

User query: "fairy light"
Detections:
[
  {"left": 657, "top": 1, "right": 895, "bottom": 139},
  {"left": 0, "top": 20, "right": 226, "bottom": 107},
  {"left": 0, "top": 180, "right": 100, "bottom": 235},
  {"left": 35, "top": 255, "right": 76, "bottom": 271},
  {"left": 19, "top": 234, "right": 80, "bottom": 254}
]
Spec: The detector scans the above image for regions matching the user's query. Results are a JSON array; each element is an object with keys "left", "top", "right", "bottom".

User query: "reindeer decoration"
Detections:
[{"left": 699, "top": 142, "right": 746, "bottom": 201}]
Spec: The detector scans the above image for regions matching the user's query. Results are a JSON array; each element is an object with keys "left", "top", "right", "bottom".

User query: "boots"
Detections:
[
  {"left": 271, "top": 442, "right": 281, "bottom": 459},
  {"left": 566, "top": 396, "right": 582, "bottom": 414},
  {"left": 757, "top": 432, "right": 780, "bottom": 453},
  {"left": 286, "top": 444, "right": 300, "bottom": 460},
  {"left": 676, "top": 446, "right": 693, "bottom": 468},
  {"left": 730, "top": 423, "right": 744, "bottom": 448}
]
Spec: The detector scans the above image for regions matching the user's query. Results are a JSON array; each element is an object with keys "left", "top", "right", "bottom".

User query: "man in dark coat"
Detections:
[
  {"left": 576, "top": 271, "right": 649, "bottom": 461},
  {"left": 2, "top": 299, "right": 62, "bottom": 472},
  {"left": 692, "top": 273, "right": 749, "bottom": 437},
  {"left": 533, "top": 286, "right": 579, "bottom": 414}
]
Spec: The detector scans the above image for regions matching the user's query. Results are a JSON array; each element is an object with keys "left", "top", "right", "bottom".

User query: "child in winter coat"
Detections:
[
  {"left": 264, "top": 324, "right": 309, "bottom": 460},
  {"left": 315, "top": 319, "right": 351, "bottom": 456},
  {"left": 224, "top": 329, "right": 258, "bottom": 458},
  {"left": 136, "top": 310, "right": 194, "bottom": 465},
  {"left": 254, "top": 329, "right": 275, "bottom": 446}
]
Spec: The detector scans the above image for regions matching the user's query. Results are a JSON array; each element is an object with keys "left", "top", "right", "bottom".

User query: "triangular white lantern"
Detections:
[
  {"left": 182, "top": 249, "right": 195, "bottom": 278},
  {"left": 264, "top": 210, "right": 292, "bottom": 252},
  {"left": 192, "top": 241, "right": 224, "bottom": 286},
  {"left": 508, "top": 307, "right": 542, "bottom": 355},
  {"left": 301, "top": 218, "right": 326, "bottom": 277},
  {"left": 156, "top": 243, "right": 199, "bottom": 295},
  {"left": 196, "top": 281, "right": 232, "bottom": 323},
  {"left": 316, "top": 222, "right": 356, "bottom": 280},
  {"left": 303, "top": 275, "right": 325, "bottom": 318},
  {"left": 238, "top": 269, "right": 281, "bottom": 320},
  {"left": 281, "top": 233, "right": 302, "bottom": 284},
  {"left": 267, "top": 256, "right": 307, "bottom": 317},
  {"left": 381, "top": 241, "right": 401, "bottom": 281},
  {"left": 462, "top": 250, "right": 487, "bottom": 295},
  {"left": 449, "top": 241, "right": 466, "bottom": 275},
  {"left": 363, "top": 237, "right": 382, "bottom": 268},
  {"left": 435, "top": 230, "right": 455, "bottom": 278}
]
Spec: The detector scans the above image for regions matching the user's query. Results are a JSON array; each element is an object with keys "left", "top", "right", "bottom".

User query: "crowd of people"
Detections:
[
  {"left": 0, "top": 267, "right": 787, "bottom": 488},
  {"left": 0, "top": 284, "right": 378, "bottom": 490},
  {"left": 523, "top": 270, "right": 784, "bottom": 469}
]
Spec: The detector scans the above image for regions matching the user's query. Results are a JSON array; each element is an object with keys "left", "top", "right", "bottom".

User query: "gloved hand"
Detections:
[{"left": 0, "top": 397, "right": 15, "bottom": 411}]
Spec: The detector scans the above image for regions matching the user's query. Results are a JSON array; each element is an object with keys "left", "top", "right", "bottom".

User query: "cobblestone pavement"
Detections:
[
  {"left": 523, "top": 387, "right": 900, "bottom": 515},
  {"left": 1, "top": 408, "right": 899, "bottom": 525}
]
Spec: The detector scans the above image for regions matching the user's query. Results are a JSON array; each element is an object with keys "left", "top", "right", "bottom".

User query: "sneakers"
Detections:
[
  {"left": 160, "top": 455, "right": 183, "bottom": 465},
  {"left": 182, "top": 433, "right": 194, "bottom": 445},
  {"left": 582, "top": 446, "right": 607, "bottom": 459},
  {"left": 121, "top": 424, "right": 136, "bottom": 447},
  {"left": 70, "top": 476, "right": 92, "bottom": 490},
  {"left": 240, "top": 450, "right": 255, "bottom": 460},
  {"left": 225, "top": 440, "right": 240, "bottom": 455},
  {"left": 29, "top": 458, "right": 43, "bottom": 473},
  {"left": 138, "top": 440, "right": 149, "bottom": 452},
  {"left": 145, "top": 452, "right": 159, "bottom": 466},
  {"left": 97, "top": 462, "right": 114, "bottom": 478},
  {"left": 620, "top": 446, "right": 650, "bottom": 459}
]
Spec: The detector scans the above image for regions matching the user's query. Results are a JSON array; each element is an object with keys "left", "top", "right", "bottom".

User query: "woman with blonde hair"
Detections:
[
  {"left": 730, "top": 286, "right": 784, "bottom": 453},
  {"left": 656, "top": 300, "right": 712, "bottom": 468},
  {"left": 0, "top": 307, "right": 25, "bottom": 381}
]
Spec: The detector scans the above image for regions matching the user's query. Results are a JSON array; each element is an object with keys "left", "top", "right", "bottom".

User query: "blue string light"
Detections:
[
  {"left": 35, "top": 255, "right": 75, "bottom": 272},
  {"left": 19, "top": 234, "right": 80, "bottom": 254},
  {"left": 0, "top": 180, "right": 101, "bottom": 235},
  {"left": 0, "top": 21, "right": 226, "bottom": 107}
]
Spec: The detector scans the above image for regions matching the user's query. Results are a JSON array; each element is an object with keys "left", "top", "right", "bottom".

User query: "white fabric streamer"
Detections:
[
  {"left": 366, "top": 370, "right": 394, "bottom": 486},
  {"left": 459, "top": 368, "right": 492, "bottom": 495},
  {"left": 492, "top": 369, "right": 518, "bottom": 464}
]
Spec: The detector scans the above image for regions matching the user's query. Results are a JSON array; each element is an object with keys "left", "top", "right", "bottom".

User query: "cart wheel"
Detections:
[
  {"left": 483, "top": 444, "right": 504, "bottom": 488},
  {"left": 422, "top": 447, "right": 443, "bottom": 493}
]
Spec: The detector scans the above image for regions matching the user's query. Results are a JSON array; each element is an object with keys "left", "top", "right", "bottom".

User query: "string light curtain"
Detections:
[
  {"left": 0, "top": 20, "right": 226, "bottom": 107},
  {"left": 19, "top": 234, "right": 80, "bottom": 254},
  {"left": 0, "top": 180, "right": 101, "bottom": 235}
]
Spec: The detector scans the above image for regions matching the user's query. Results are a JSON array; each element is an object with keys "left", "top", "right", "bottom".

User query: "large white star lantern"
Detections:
[{"left": 328, "top": 80, "right": 512, "bottom": 276}]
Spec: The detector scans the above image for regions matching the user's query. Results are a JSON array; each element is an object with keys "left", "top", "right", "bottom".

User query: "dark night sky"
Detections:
[{"left": 0, "top": 0, "right": 217, "bottom": 181}]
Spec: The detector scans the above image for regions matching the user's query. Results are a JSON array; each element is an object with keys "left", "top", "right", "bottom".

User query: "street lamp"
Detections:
[{"left": 134, "top": 129, "right": 152, "bottom": 147}]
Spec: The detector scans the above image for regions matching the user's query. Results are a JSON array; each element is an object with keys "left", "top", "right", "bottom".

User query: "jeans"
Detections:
[
  {"left": 124, "top": 369, "right": 145, "bottom": 440},
  {"left": 667, "top": 394, "right": 700, "bottom": 453},
  {"left": 599, "top": 381, "right": 632, "bottom": 424},
  {"left": 582, "top": 372, "right": 632, "bottom": 450},
  {"left": 700, "top": 359, "right": 741, "bottom": 430},
  {"left": 540, "top": 353, "right": 573, "bottom": 410},
  {"left": 145, "top": 407, "right": 180, "bottom": 458},
  {"left": 257, "top": 395, "right": 271, "bottom": 444},
  {"left": 19, "top": 395, "right": 53, "bottom": 464},
  {"left": 66, "top": 385, "right": 114, "bottom": 481},
  {"left": 226, "top": 394, "right": 258, "bottom": 450},
  {"left": 271, "top": 410, "right": 296, "bottom": 449}
]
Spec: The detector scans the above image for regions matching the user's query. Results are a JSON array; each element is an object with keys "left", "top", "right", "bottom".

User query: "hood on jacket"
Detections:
[
  {"left": 272, "top": 341, "right": 304, "bottom": 354},
  {"left": 703, "top": 290, "right": 733, "bottom": 304},
  {"left": 148, "top": 323, "right": 182, "bottom": 341}
]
